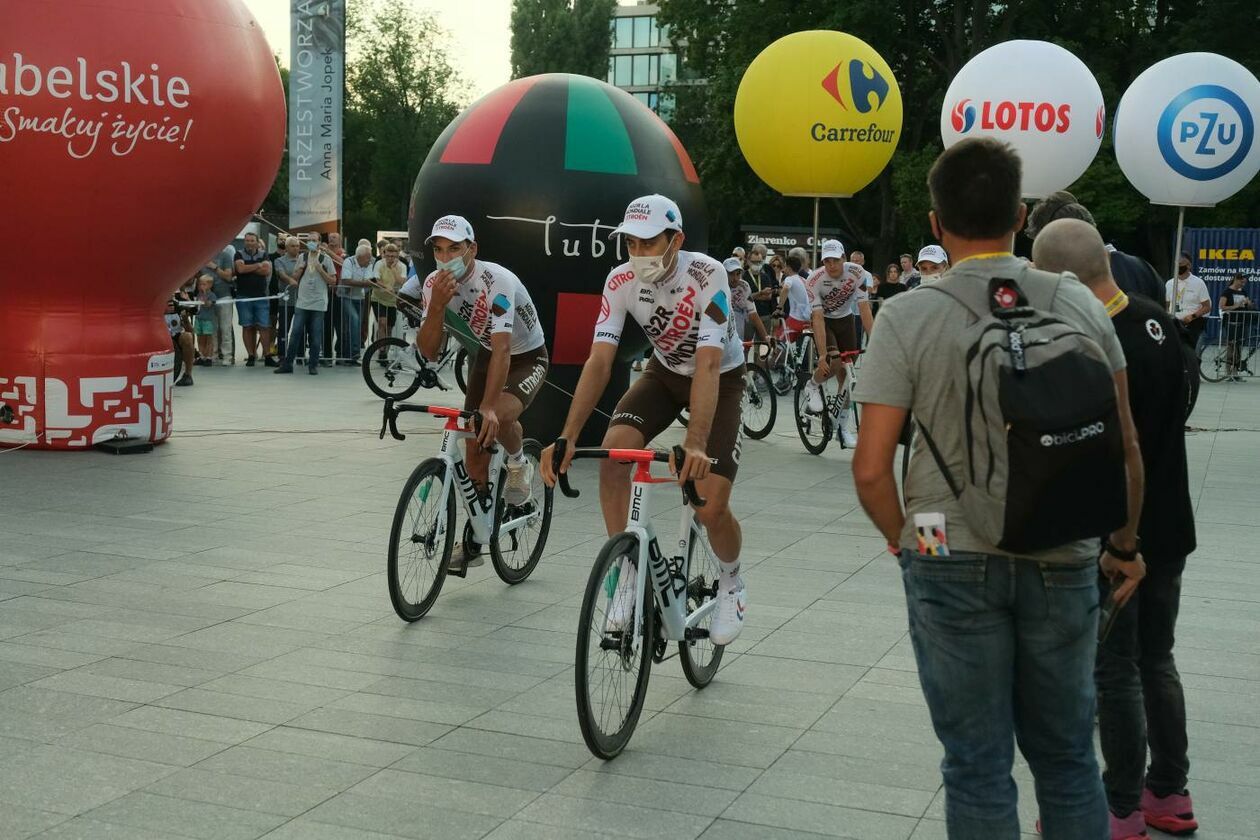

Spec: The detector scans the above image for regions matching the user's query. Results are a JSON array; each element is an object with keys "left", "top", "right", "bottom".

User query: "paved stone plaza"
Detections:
[{"left": 1, "top": 364, "right": 1257, "bottom": 839}]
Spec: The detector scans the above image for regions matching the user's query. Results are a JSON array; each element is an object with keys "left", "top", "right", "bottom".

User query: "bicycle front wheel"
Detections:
[
  {"left": 1198, "top": 343, "right": 1229, "bottom": 383},
  {"left": 741, "top": 365, "right": 776, "bottom": 440},
  {"left": 794, "top": 376, "right": 832, "bottom": 455},
  {"left": 575, "top": 533, "right": 654, "bottom": 759},
  {"left": 364, "top": 337, "right": 424, "bottom": 400},
  {"left": 490, "top": 439, "right": 554, "bottom": 584},
  {"left": 387, "top": 458, "right": 455, "bottom": 621}
]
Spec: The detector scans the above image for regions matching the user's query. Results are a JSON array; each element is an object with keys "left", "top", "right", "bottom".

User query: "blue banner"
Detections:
[{"left": 1184, "top": 228, "right": 1259, "bottom": 343}]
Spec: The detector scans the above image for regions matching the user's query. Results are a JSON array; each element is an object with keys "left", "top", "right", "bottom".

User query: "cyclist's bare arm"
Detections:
[
  {"left": 811, "top": 309, "right": 831, "bottom": 376},
  {"left": 749, "top": 311, "right": 771, "bottom": 344},
  {"left": 541, "top": 342, "right": 616, "bottom": 483},
  {"left": 476, "top": 332, "right": 512, "bottom": 448},
  {"left": 859, "top": 299, "right": 874, "bottom": 337},
  {"left": 680, "top": 346, "right": 721, "bottom": 482},
  {"left": 416, "top": 271, "right": 455, "bottom": 360}
]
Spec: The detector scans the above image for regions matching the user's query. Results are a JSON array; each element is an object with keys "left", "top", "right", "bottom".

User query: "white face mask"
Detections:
[
  {"left": 749, "top": 259, "right": 764, "bottom": 271},
  {"left": 630, "top": 235, "right": 679, "bottom": 284}
]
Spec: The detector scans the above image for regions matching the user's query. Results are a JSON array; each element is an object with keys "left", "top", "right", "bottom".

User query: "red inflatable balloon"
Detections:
[{"left": 0, "top": 0, "right": 284, "bottom": 449}]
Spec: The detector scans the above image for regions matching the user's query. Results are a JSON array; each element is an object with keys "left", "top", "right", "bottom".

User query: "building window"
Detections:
[
  {"left": 660, "top": 53, "right": 677, "bottom": 84},
  {"left": 613, "top": 55, "right": 632, "bottom": 87},
  {"left": 632, "top": 54, "right": 650, "bottom": 86},
  {"left": 614, "top": 17, "right": 633, "bottom": 50},
  {"left": 633, "top": 16, "right": 652, "bottom": 48}
]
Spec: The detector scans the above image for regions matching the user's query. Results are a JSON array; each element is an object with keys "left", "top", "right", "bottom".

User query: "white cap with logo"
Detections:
[
  {"left": 917, "top": 245, "right": 948, "bottom": 265},
  {"left": 610, "top": 194, "right": 683, "bottom": 239},
  {"left": 425, "top": 215, "right": 476, "bottom": 244},
  {"left": 722, "top": 257, "right": 742, "bottom": 274},
  {"left": 819, "top": 239, "right": 845, "bottom": 261}
]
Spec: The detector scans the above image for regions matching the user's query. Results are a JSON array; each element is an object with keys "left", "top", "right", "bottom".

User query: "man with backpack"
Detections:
[
  {"left": 852, "top": 138, "right": 1147, "bottom": 840},
  {"left": 1033, "top": 219, "right": 1198, "bottom": 840}
]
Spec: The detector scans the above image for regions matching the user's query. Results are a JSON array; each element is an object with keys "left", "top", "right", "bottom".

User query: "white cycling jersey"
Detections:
[
  {"left": 730, "top": 276, "right": 756, "bottom": 338},
  {"left": 594, "top": 250, "right": 744, "bottom": 375},
  {"left": 400, "top": 259, "right": 545, "bottom": 354},
  {"left": 781, "top": 274, "right": 811, "bottom": 321},
  {"left": 806, "top": 263, "right": 868, "bottom": 319}
]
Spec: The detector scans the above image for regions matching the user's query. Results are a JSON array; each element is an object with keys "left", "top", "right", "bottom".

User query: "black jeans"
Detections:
[{"left": 1095, "top": 555, "right": 1189, "bottom": 815}]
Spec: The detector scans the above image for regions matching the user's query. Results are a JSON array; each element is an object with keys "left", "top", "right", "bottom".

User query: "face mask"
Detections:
[
  {"left": 630, "top": 235, "right": 679, "bottom": 284},
  {"left": 1178, "top": 265, "right": 1189, "bottom": 275},
  {"left": 437, "top": 252, "right": 469, "bottom": 280},
  {"left": 305, "top": 241, "right": 317, "bottom": 252},
  {"left": 749, "top": 260, "right": 764, "bottom": 271}
]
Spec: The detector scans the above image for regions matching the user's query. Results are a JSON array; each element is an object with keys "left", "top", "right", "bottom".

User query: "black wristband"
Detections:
[{"left": 1104, "top": 538, "right": 1140, "bottom": 561}]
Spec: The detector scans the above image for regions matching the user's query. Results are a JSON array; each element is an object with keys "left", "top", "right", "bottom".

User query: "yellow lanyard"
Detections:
[
  {"left": 952, "top": 251, "right": 1014, "bottom": 268},
  {"left": 1104, "top": 290, "right": 1129, "bottom": 318}
]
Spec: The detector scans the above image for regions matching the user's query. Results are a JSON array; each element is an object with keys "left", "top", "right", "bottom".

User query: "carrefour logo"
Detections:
[
  {"left": 950, "top": 98, "right": 1071, "bottom": 134},
  {"left": 1157, "top": 84, "right": 1255, "bottom": 181},
  {"left": 821, "top": 59, "right": 890, "bottom": 113}
]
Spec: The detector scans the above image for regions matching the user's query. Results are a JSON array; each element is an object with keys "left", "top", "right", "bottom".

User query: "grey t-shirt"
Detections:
[
  {"left": 294, "top": 252, "right": 336, "bottom": 311},
  {"left": 208, "top": 246, "right": 235, "bottom": 299},
  {"left": 854, "top": 255, "right": 1126, "bottom": 564},
  {"left": 273, "top": 254, "right": 301, "bottom": 303}
]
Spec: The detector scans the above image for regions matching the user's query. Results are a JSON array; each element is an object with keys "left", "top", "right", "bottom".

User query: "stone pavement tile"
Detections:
[
  {"left": 55, "top": 723, "right": 232, "bottom": 767},
  {"left": 27, "top": 670, "right": 184, "bottom": 703},
  {"left": 515, "top": 793, "right": 713, "bottom": 839},
  {"left": 552, "top": 768, "right": 739, "bottom": 817},
  {"left": 699, "top": 820, "right": 858, "bottom": 839},
  {"left": 0, "top": 805, "right": 68, "bottom": 840},
  {"left": 243, "top": 726, "right": 417, "bottom": 768},
  {"left": 152, "top": 687, "right": 316, "bottom": 724},
  {"left": 463, "top": 709, "right": 588, "bottom": 744},
  {"left": 141, "top": 766, "right": 337, "bottom": 817},
  {"left": 71, "top": 656, "right": 221, "bottom": 688},
  {"left": 747, "top": 627, "right": 903, "bottom": 668},
  {"left": 163, "top": 622, "right": 324, "bottom": 659},
  {"left": 350, "top": 766, "right": 540, "bottom": 818},
  {"left": 629, "top": 712, "right": 800, "bottom": 769},
  {"left": 715, "top": 653, "right": 866, "bottom": 696},
  {"left": 236, "top": 657, "right": 384, "bottom": 691},
  {"left": 391, "top": 745, "right": 573, "bottom": 792},
  {"left": 258, "top": 820, "right": 412, "bottom": 840},
  {"left": 194, "top": 743, "right": 380, "bottom": 791},
  {"left": 792, "top": 730, "right": 945, "bottom": 770},
  {"left": 749, "top": 766, "right": 935, "bottom": 819},
  {"left": 430, "top": 727, "right": 592, "bottom": 769},
  {"left": 0, "top": 660, "right": 60, "bottom": 691},
  {"left": 113, "top": 641, "right": 265, "bottom": 673},
  {"left": 662, "top": 680, "right": 837, "bottom": 729},
  {"left": 329, "top": 689, "right": 490, "bottom": 727},
  {"left": 720, "top": 792, "right": 918, "bottom": 839},
  {"left": 107, "top": 705, "right": 273, "bottom": 744},
  {"left": 0, "top": 743, "right": 177, "bottom": 815},
  {"left": 29, "top": 816, "right": 199, "bottom": 839},
  {"left": 0, "top": 686, "right": 137, "bottom": 742},
  {"left": 583, "top": 749, "right": 763, "bottom": 792},
  {"left": 481, "top": 821, "right": 637, "bottom": 840},
  {"left": 771, "top": 747, "right": 942, "bottom": 793},
  {"left": 82, "top": 791, "right": 286, "bottom": 840},
  {"left": 285, "top": 707, "right": 453, "bottom": 747},
  {"left": 302, "top": 791, "right": 501, "bottom": 839},
  {"left": 196, "top": 673, "right": 351, "bottom": 707}
]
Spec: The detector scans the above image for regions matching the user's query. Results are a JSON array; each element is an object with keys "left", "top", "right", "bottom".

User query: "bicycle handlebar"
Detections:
[
  {"left": 378, "top": 398, "right": 494, "bottom": 452},
  {"left": 551, "top": 440, "right": 705, "bottom": 508}
]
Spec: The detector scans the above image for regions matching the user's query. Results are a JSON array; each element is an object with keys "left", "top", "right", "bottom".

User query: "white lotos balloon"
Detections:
[
  {"left": 940, "top": 40, "right": 1105, "bottom": 199},
  {"left": 1114, "top": 53, "right": 1260, "bottom": 207}
]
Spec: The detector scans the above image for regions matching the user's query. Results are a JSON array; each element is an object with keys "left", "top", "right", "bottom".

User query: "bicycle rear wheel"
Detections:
[
  {"left": 575, "top": 533, "right": 654, "bottom": 759},
  {"left": 489, "top": 440, "right": 554, "bottom": 584},
  {"left": 794, "top": 376, "right": 832, "bottom": 455},
  {"left": 387, "top": 458, "right": 455, "bottom": 621},
  {"left": 1197, "top": 343, "right": 1228, "bottom": 383},
  {"left": 364, "top": 337, "right": 424, "bottom": 400},
  {"left": 741, "top": 365, "right": 776, "bottom": 440},
  {"left": 679, "top": 525, "right": 724, "bottom": 688}
]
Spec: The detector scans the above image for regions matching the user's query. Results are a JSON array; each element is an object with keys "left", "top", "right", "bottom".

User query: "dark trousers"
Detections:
[
  {"left": 283, "top": 308, "right": 325, "bottom": 371},
  {"left": 1180, "top": 317, "right": 1206, "bottom": 351},
  {"left": 1095, "top": 555, "right": 1189, "bottom": 815}
]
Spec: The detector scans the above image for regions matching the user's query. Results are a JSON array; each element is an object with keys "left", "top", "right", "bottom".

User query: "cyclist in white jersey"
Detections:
[
  {"left": 723, "top": 257, "right": 771, "bottom": 347},
  {"left": 405, "top": 215, "right": 549, "bottom": 573},
  {"left": 776, "top": 255, "right": 813, "bottom": 342},
  {"left": 541, "top": 195, "right": 749, "bottom": 646},
  {"left": 801, "top": 239, "right": 866, "bottom": 447}
]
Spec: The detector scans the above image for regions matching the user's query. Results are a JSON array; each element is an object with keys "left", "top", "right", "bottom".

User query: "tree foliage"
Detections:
[
  {"left": 510, "top": 0, "right": 617, "bottom": 79},
  {"left": 657, "top": 0, "right": 1259, "bottom": 273}
]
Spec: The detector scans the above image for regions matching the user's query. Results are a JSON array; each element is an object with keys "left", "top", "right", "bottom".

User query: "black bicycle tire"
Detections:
[
  {"left": 741, "top": 365, "right": 776, "bottom": 440},
  {"left": 575, "top": 533, "right": 654, "bottom": 760},
  {"left": 794, "top": 379, "right": 831, "bottom": 455},
  {"left": 364, "top": 337, "right": 423, "bottom": 400},
  {"left": 1197, "top": 343, "right": 1228, "bottom": 384},
  {"left": 387, "top": 458, "right": 455, "bottom": 621},
  {"left": 455, "top": 347, "right": 470, "bottom": 394},
  {"left": 678, "top": 530, "right": 724, "bottom": 688},
  {"left": 489, "top": 439, "right": 554, "bottom": 584}
]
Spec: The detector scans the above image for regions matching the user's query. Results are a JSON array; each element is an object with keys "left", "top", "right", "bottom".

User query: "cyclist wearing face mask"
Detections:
[
  {"left": 400, "top": 215, "right": 548, "bottom": 574},
  {"left": 541, "top": 194, "right": 750, "bottom": 646}
]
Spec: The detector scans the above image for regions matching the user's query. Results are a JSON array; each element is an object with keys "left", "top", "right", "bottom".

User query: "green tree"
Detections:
[
  {"left": 260, "top": 59, "right": 289, "bottom": 220},
  {"left": 510, "top": 0, "right": 617, "bottom": 79}
]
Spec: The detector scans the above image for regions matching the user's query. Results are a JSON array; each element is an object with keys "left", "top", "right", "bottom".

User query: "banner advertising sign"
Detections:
[
  {"left": 740, "top": 226, "right": 844, "bottom": 252},
  {"left": 289, "top": 0, "right": 344, "bottom": 230},
  {"left": 1184, "top": 227, "right": 1259, "bottom": 341}
]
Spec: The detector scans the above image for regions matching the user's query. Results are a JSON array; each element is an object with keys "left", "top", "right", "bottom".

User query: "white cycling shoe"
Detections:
[
  {"left": 803, "top": 379, "right": 824, "bottom": 413},
  {"left": 605, "top": 562, "right": 637, "bottom": 632},
  {"left": 837, "top": 409, "right": 858, "bottom": 448},
  {"left": 709, "top": 579, "right": 747, "bottom": 646},
  {"left": 504, "top": 457, "right": 533, "bottom": 506}
]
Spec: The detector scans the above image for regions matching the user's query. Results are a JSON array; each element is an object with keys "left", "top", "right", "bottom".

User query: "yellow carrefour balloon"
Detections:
[{"left": 735, "top": 31, "right": 903, "bottom": 197}]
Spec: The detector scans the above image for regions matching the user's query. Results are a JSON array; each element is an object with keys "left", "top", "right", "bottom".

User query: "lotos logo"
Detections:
[
  {"left": 951, "top": 99, "right": 976, "bottom": 133},
  {"left": 950, "top": 99, "right": 1071, "bottom": 134},
  {"left": 1157, "top": 84, "right": 1255, "bottom": 181},
  {"left": 821, "top": 59, "right": 890, "bottom": 113}
]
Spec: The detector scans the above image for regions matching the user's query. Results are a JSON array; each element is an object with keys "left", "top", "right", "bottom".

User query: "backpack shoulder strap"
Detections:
[{"left": 916, "top": 420, "right": 962, "bottom": 499}]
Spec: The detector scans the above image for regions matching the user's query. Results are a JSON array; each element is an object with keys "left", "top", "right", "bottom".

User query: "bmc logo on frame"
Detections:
[
  {"left": 1157, "top": 84, "right": 1255, "bottom": 181},
  {"left": 950, "top": 98, "right": 1072, "bottom": 134}
]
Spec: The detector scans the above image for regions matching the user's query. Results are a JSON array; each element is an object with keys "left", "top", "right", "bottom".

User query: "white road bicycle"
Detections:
[
  {"left": 363, "top": 326, "right": 471, "bottom": 400},
  {"left": 552, "top": 442, "right": 725, "bottom": 759},
  {"left": 794, "top": 346, "right": 861, "bottom": 455},
  {"left": 379, "top": 399, "right": 553, "bottom": 620}
]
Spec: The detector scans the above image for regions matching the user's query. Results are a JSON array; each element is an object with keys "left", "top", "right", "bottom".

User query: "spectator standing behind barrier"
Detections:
[
  {"left": 276, "top": 236, "right": 337, "bottom": 375},
  {"left": 853, "top": 138, "right": 1147, "bottom": 840},
  {"left": 373, "top": 243, "right": 406, "bottom": 340},
  {"left": 272, "top": 236, "right": 303, "bottom": 360},
  {"left": 322, "top": 232, "right": 346, "bottom": 364},
  {"left": 337, "top": 244, "right": 376, "bottom": 365},
  {"left": 899, "top": 253, "right": 921, "bottom": 289},
  {"left": 204, "top": 244, "right": 236, "bottom": 365},
  {"left": 193, "top": 274, "right": 217, "bottom": 366},
  {"left": 1166, "top": 254, "right": 1211, "bottom": 350},
  {"left": 744, "top": 243, "right": 779, "bottom": 334},
  {"left": 234, "top": 232, "right": 275, "bottom": 367},
  {"left": 1220, "top": 273, "right": 1253, "bottom": 380},
  {"left": 1033, "top": 218, "right": 1199, "bottom": 840}
]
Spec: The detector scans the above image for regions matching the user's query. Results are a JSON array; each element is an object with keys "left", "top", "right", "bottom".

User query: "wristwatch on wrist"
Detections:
[{"left": 1104, "top": 537, "right": 1141, "bottom": 561}]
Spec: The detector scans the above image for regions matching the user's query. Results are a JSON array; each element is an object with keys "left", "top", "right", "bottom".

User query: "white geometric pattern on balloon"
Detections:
[
  {"left": 3, "top": 363, "right": 174, "bottom": 448},
  {"left": 0, "top": 375, "right": 39, "bottom": 444}
]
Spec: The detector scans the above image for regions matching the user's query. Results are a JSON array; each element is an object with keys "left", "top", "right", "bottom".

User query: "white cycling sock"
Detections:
[
  {"left": 718, "top": 559, "right": 741, "bottom": 592},
  {"left": 508, "top": 448, "right": 525, "bottom": 464}
]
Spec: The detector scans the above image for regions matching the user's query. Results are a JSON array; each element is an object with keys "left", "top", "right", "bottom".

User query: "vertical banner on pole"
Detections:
[{"left": 289, "top": 0, "right": 345, "bottom": 231}]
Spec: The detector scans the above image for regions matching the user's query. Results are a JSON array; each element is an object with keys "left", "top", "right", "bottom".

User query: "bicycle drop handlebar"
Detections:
[
  {"left": 378, "top": 398, "right": 495, "bottom": 452},
  {"left": 551, "top": 440, "right": 706, "bottom": 508}
]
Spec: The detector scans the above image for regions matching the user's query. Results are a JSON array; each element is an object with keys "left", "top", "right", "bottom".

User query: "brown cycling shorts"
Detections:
[
  {"left": 820, "top": 314, "right": 858, "bottom": 356},
  {"left": 463, "top": 344, "right": 549, "bottom": 412},
  {"left": 608, "top": 356, "right": 745, "bottom": 482}
]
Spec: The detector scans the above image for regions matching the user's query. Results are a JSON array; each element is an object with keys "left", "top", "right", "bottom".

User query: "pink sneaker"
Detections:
[
  {"left": 1110, "top": 810, "right": 1148, "bottom": 840},
  {"left": 1141, "top": 788, "right": 1198, "bottom": 835}
]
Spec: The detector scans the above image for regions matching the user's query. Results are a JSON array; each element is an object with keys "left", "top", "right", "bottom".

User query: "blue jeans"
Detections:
[
  {"left": 336, "top": 297, "right": 362, "bottom": 360},
  {"left": 283, "top": 308, "right": 324, "bottom": 371},
  {"left": 897, "top": 551, "right": 1107, "bottom": 840}
]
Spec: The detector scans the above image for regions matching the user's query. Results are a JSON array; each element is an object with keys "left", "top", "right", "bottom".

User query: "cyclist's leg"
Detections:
[
  {"left": 601, "top": 360, "right": 677, "bottom": 536},
  {"left": 698, "top": 366, "right": 748, "bottom": 644},
  {"left": 462, "top": 350, "right": 492, "bottom": 491},
  {"left": 494, "top": 347, "right": 549, "bottom": 456}
]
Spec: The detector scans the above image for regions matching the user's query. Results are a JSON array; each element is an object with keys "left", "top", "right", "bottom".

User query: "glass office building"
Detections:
[{"left": 607, "top": 3, "right": 679, "bottom": 120}]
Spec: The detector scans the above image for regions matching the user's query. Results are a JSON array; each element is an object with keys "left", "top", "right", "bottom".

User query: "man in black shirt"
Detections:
[
  {"left": 1033, "top": 219, "right": 1199, "bottom": 839},
  {"left": 234, "top": 232, "right": 275, "bottom": 367}
]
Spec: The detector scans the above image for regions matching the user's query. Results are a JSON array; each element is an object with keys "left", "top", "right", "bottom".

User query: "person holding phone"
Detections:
[
  {"left": 1220, "top": 273, "right": 1253, "bottom": 380},
  {"left": 275, "top": 235, "right": 337, "bottom": 375}
]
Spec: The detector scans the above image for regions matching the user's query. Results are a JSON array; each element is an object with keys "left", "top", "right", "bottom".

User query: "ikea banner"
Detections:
[
  {"left": 1184, "top": 228, "right": 1259, "bottom": 342},
  {"left": 288, "top": 0, "right": 344, "bottom": 231}
]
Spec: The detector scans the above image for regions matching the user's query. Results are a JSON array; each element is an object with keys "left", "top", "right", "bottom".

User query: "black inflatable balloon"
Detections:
[{"left": 409, "top": 73, "right": 707, "bottom": 445}]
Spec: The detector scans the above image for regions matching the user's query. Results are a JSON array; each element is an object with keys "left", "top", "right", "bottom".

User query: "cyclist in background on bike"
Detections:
[
  {"left": 724, "top": 257, "right": 772, "bottom": 350},
  {"left": 800, "top": 239, "right": 865, "bottom": 447},
  {"left": 401, "top": 215, "right": 549, "bottom": 574},
  {"left": 774, "top": 253, "right": 813, "bottom": 343},
  {"left": 541, "top": 195, "right": 749, "bottom": 646}
]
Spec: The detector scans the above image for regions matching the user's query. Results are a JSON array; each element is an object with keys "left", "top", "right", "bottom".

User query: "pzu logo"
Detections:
[{"left": 1157, "top": 84, "right": 1255, "bottom": 181}]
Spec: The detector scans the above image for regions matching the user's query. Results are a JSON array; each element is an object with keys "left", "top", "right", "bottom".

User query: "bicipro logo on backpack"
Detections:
[{"left": 1039, "top": 421, "right": 1106, "bottom": 447}]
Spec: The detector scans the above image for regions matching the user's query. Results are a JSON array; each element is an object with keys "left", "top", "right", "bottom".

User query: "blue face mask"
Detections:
[{"left": 437, "top": 253, "right": 469, "bottom": 280}]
